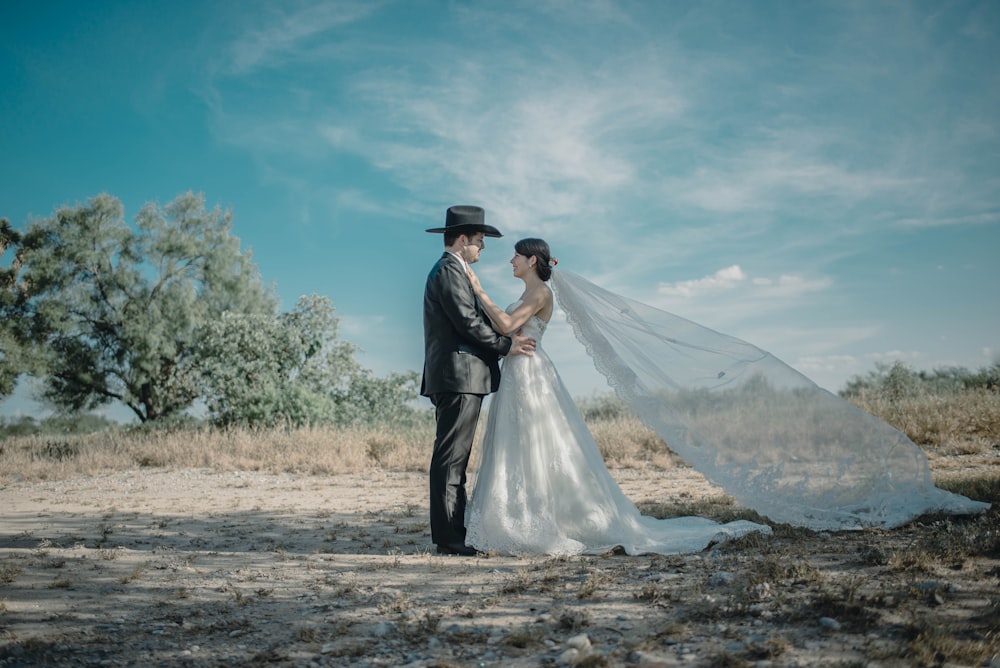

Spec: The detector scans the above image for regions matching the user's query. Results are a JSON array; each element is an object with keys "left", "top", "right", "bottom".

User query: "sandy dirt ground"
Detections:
[{"left": 1, "top": 458, "right": 997, "bottom": 667}]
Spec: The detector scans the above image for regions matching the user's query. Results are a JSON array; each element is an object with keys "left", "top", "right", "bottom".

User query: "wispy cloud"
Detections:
[
  {"left": 896, "top": 211, "right": 1000, "bottom": 228},
  {"left": 225, "top": 1, "right": 380, "bottom": 74}
]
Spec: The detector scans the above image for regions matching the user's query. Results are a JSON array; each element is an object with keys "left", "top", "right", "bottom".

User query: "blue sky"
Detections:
[{"left": 2, "top": 0, "right": 998, "bottom": 420}]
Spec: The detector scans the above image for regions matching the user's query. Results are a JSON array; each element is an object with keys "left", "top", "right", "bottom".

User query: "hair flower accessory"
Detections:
[{"left": 549, "top": 258, "right": 558, "bottom": 267}]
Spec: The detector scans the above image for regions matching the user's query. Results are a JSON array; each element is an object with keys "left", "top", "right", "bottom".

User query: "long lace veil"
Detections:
[{"left": 550, "top": 268, "right": 989, "bottom": 530}]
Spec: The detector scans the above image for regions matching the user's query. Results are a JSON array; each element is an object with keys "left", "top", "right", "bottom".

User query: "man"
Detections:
[{"left": 422, "top": 205, "right": 535, "bottom": 556}]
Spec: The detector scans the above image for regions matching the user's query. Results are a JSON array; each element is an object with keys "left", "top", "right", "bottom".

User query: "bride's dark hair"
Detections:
[{"left": 515, "top": 238, "right": 553, "bottom": 282}]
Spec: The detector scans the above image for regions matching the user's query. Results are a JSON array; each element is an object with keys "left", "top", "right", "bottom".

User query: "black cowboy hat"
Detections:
[{"left": 425, "top": 205, "right": 502, "bottom": 238}]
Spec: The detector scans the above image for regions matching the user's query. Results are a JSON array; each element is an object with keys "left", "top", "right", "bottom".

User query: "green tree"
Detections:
[
  {"left": 0, "top": 217, "right": 37, "bottom": 398},
  {"left": 195, "top": 294, "right": 425, "bottom": 428},
  {"left": 195, "top": 295, "right": 348, "bottom": 427},
  {"left": 335, "top": 368, "right": 425, "bottom": 427},
  {"left": 12, "top": 193, "right": 275, "bottom": 422}
]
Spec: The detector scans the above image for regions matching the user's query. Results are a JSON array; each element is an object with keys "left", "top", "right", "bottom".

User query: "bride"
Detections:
[
  {"left": 464, "top": 238, "right": 772, "bottom": 556},
  {"left": 464, "top": 238, "right": 988, "bottom": 556}
]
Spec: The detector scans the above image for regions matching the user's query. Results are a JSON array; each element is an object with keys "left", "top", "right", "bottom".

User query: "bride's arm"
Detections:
[{"left": 467, "top": 267, "right": 547, "bottom": 335}]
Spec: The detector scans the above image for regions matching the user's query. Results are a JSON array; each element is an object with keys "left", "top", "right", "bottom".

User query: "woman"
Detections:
[
  {"left": 464, "top": 238, "right": 771, "bottom": 555},
  {"left": 465, "top": 240, "right": 986, "bottom": 550}
]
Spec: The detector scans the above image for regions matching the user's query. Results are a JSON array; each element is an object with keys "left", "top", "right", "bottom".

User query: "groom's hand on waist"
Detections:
[{"left": 509, "top": 333, "right": 536, "bottom": 357}]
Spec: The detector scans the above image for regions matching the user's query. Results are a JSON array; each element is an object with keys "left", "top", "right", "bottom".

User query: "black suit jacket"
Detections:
[{"left": 421, "top": 253, "right": 512, "bottom": 397}]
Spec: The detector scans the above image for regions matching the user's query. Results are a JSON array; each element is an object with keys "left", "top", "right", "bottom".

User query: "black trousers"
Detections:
[{"left": 428, "top": 392, "right": 484, "bottom": 546}]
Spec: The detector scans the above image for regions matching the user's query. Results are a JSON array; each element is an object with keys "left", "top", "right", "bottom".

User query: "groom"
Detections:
[{"left": 422, "top": 205, "right": 535, "bottom": 556}]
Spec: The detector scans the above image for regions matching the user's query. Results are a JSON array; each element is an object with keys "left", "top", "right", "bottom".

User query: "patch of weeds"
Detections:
[
  {"left": 858, "top": 543, "right": 893, "bottom": 566},
  {"left": 633, "top": 583, "right": 680, "bottom": 607},
  {"left": 744, "top": 635, "right": 790, "bottom": 661},
  {"left": 375, "top": 591, "right": 414, "bottom": 614},
  {"left": 970, "top": 597, "right": 1000, "bottom": 631},
  {"left": 714, "top": 529, "right": 773, "bottom": 553},
  {"left": 646, "top": 619, "right": 688, "bottom": 646},
  {"left": 34, "top": 440, "right": 79, "bottom": 461},
  {"left": 500, "top": 568, "right": 533, "bottom": 595},
  {"left": 768, "top": 523, "right": 817, "bottom": 540},
  {"left": 936, "top": 473, "right": 1000, "bottom": 506},
  {"left": 94, "top": 524, "right": 114, "bottom": 548},
  {"left": 504, "top": 624, "right": 543, "bottom": 649},
  {"left": 701, "top": 652, "right": 751, "bottom": 668},
  {"left": 902, "top": 618, "right": 1000, "bottom": 667},
  {"left": 325, "top": 639, "right": 370, "bottom": 658},
  {"left": 119, "top": 562, "right": 149, "bottom": 584},
  {"left": 400, "top": 609, "right": 442, "bottom": 641},
  {"left": 557, "top": 607, "right": 590, "bottom": 631},
  {"left": 0, "top": 563, "right": 23, "bottom": 584},
  {"left": 791, "top": 589, "right": 878, "bottom": 634},
  {"left": 295, "top": 624, "right": 321, "bottom": 643},
  {"left": 49, "top": 578, "right": 71, "bottom": 589},
  {"left": 230, "top": 589, "right": 254, "bottom": 606},
  {"left": 887, "top": 549, "right": 934, "bottom": 573},
  {"left": 445, "top": 625, "right": 487, "bottom": 644},
  {"left": 402, "top": 521, "right": 429, "bottom": 534},
  {"left": 577, "top": 571, "right": 615, "bottom": 600},
  {"left": 915, "top": 512, "right": 1000, "bottom": 564},
  {"left": 745, "top": 554, "right": 822, "bottom": 586},
  {"left": 98, "top": 547, "right": 121, "bottom": 561}
]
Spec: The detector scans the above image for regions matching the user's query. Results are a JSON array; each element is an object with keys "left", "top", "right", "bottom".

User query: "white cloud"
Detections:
[
  {"left": 656, "top": 265, "right": 746, "bottom": 298},
  {"left": 656, "top": 265, "right": 830, "bottom": 302}
]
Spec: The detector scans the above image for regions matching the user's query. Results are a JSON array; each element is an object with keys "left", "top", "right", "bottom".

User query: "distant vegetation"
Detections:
[
  {"left": 840, "top": 360, "right": 1000, "bottom": 399},
  {"left": 840, "top": 360, "right": 1000, "bottom": 454},
  {"left": 1, "top": 359, "right": 996, "bottom": 485}
]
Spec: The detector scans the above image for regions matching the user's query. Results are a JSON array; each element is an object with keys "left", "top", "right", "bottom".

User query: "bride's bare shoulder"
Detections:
[{"left": 528, "top": 283, "right": 554, "bottom": 321}]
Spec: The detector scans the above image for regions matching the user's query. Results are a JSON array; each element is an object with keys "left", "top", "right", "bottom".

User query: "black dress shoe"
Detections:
[{"left": 435, "top": 542, "right": 479, "bottom": 556}]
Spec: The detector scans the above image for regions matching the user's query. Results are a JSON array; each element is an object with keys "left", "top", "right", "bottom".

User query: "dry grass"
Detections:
[
  {"left": 850, "top": 387, "right": 1000, "bottom": 455},
  {"left": 0, "top": 407, "right": 689, "bottom": 481},
  {"left": 4, "top": 388, "right": 995, "bottom": 483},
  {"left": 0, "top": 422, "right": 436, "bottom": 480}
]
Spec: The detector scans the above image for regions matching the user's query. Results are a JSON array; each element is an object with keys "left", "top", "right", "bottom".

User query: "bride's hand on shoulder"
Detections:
[{"left": 466, "top": 265, "right": 483, "bottom": 293}]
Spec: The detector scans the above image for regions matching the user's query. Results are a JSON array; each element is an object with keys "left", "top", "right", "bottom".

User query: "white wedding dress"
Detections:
[{"left": 465, "top": 299, "right": 772, "bottom": 556}]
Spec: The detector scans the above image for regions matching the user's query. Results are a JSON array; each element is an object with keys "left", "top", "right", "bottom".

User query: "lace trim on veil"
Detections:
[{"left": 550, "top": 269, "right": 989, "bottom": 530}]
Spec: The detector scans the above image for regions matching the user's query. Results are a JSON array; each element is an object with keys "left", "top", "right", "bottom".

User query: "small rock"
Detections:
[
  {"left": 708, "top": 571, "right": 736, "bottom": 587},
  {"left": 566, "top": 633, "right": 591, "bottom": 651},
  {"left": 628, "top": 650, "right": 672, "bottom": 666},
  {"left": 559, "top": 647, "right": 581, "bottom": 664},
  {"left": 818, "top": 616, "right": 841, "bottom": 630},
  {"left": 369, "top": 621, "right": 398, "bottom": 637}
]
